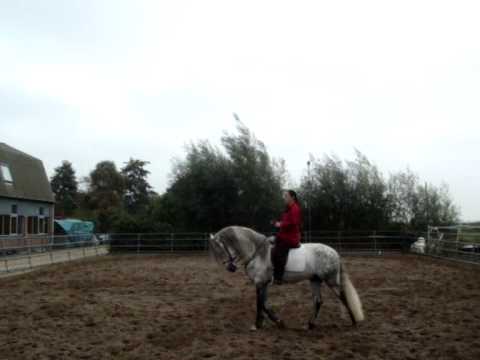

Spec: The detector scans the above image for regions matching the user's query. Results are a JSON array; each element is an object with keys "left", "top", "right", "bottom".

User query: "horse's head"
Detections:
[
  {"left": 209, "top": 231, "right": 239, "bottom": 273},
  {"left": 209, "top": 226, "right": 268, "bottom": 273}
]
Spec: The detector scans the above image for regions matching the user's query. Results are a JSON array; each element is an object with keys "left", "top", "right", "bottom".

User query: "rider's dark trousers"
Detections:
[{"left": 272, "top": 241, "right": 291, "bottom": 281}]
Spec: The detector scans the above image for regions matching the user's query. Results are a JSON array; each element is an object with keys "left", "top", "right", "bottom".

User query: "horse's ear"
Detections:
[{"left": 209, "top": 234, "right": 215, "bottom": 240}]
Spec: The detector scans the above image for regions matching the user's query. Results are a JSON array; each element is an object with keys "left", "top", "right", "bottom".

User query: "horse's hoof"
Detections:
[
  {"left": 307, "top": 322, "right": 316, "bottom": 330},
  {"left": 250, "top": 325, "right": 258, "bottom": 332},
  {"left": 276, "top": 320, "right": 285, "bottom": 329}
]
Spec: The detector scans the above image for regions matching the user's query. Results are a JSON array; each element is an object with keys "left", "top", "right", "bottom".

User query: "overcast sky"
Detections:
[{"left": 1, "top": 1, "right": 479, "bottom": 221}]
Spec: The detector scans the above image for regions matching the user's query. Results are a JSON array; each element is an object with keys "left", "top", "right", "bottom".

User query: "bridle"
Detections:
[
  {"left": 217, "top": 234, "right": 269, "bottom": 272},
  {"left": 220, "top": 242, "right": 239, "bottom": 272}
]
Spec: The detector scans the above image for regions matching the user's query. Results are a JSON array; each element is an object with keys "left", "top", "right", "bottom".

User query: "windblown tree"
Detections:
[
  {"left": 410, "top": 182, "right": 459, "bottom": 229},
  {"left": 387, "top": 169, "right": 459, "bottom": 229},
  {"left": 346, "top": 151, "right": 390, "bottom": 229},
  {"left": 164, "top": 121, "right": 285, "bottom": 231},
  {"left": 221, "top": 121, "right": 285, "bottom": 228},
  {"left": 87, "top": 161, "right": 124, "bottom": 232},
  {"left": 121, "top": 158, "right": 154, "bottom": 214},
  {"left": 300, "top": 152, "right": 460, "bottom": 231},
  {"left": 144, "top": 194, "right": 176, "bottom": 233},
  {"left": 301, "top": 155, "right": 342, "bottom": 229},
  {"left": 300, "top": 152, "right": 390, "bottom": 230},
  {"left": 165, "top": 141, "right": 239, "bottom": 231},
  {"left": 50, "top": 161, "right": 78, "bottom": 217},
  {"left": 387, "top": 168, "right": 419, "bottom": 226}
]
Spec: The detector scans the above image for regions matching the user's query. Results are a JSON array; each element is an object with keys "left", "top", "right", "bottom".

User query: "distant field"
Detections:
[{"left": 460, "top": 233, "right": 480, "bottom": 243}]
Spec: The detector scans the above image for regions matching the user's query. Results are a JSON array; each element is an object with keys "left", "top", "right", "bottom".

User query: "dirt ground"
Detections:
[{"left": 1, "top": 254, "right": 479, "bottom": 360}]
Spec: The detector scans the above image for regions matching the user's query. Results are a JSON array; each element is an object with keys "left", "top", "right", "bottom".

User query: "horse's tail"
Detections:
[{"left": 340, "top": 263, "right": 365, "bottom": 322}]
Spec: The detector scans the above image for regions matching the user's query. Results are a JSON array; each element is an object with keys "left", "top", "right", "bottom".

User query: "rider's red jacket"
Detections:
[{"left": 276, "top": 202, "right": 302, "bottom": 248}]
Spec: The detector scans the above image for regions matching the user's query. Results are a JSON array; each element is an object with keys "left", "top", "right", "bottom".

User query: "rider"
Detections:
[{"left": 271, "top": 190, "right": 302, "bottom": 285}]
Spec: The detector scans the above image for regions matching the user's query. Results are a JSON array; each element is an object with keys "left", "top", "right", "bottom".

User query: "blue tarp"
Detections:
[
  {"left": 54, "top": 219, "right": 95, "bottom": 246},
  {"left": 55, "top": 219, "right": 94, "bottom": 235}
]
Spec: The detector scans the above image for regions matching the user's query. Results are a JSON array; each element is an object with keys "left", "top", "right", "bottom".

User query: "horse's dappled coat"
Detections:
[{"left": 209, "top": 226, "right": 365, "bottom": 330}]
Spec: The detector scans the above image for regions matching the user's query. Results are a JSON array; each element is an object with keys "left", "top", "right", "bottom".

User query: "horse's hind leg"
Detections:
[
  {"left": 326, "top": 279, "right": 356, "bottom": 326},
  {"left": 338, "top": 290, "right": 356, "bottom": 326},
  {"left": 308, "top": 278, "right": 323, "bottom": 330}
]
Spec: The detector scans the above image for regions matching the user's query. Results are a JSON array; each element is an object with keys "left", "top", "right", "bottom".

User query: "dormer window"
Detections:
[{"left": 0, "top": 163, "right": 13, "bottom": 183}]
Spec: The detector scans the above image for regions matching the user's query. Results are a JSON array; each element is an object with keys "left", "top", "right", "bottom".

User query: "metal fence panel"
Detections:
[
  {"left": 3, "top": 228, "right": 477, "bottom": 274},
  {"left": 425, "top": 226, "right": 480, "bottom": 264},
  {"left": 0, "top": 234, "right": 107, "bottom": 274}
]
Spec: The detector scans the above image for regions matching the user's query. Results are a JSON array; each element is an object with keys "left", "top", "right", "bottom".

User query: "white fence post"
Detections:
[
  {"left": 136, "top": 234, "right": 141, "bottom": 255},
  {"left": 49, "top": 235, "right": 54, "bottom": 264},
  {"left": 27, "top": 237, "right": 33, "bottom": 270},
  {"left": 67, "top": 236, "right": 72, "bottom": 261},
  {"left": 82, "top": 238, "right": 86, "bottom": 258},
  {"left": 1, "top": 237, "right": 5, "bottom": 258},
  {"left": 94, "top": 235, "right": 99, "bottom": 256},
  {"left": 2, "top": 237, "right": 8, "bottom": 272}
]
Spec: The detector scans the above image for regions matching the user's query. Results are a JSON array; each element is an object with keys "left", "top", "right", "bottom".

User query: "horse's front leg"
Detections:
[
  {"left": 261, "top": 285, "right": 284, "bottom": 328},
  {"left": 251, "top": 285, "right": 266, "bottom": 331},
  {"left": 251, "top": 284, "right": 284, "bottom": 331}
]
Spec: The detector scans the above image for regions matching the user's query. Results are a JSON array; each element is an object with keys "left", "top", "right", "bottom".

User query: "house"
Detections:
[{"left": 0, "top": 143, "right": 55, "bottom": 238}]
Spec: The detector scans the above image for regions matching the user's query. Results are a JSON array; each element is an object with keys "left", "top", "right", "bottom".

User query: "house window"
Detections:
[
  {"left": 39, "top": 218, "right": 45, "bottom": 234},
  {"left": 0, "top": 164, "right": 13, "bottom": 183},
  {"left": 0, "top": 215, "right": 11, "bottom": 235},
  {"left": 27, "top": 216, "right": 39, "bottom": 234},
  {"left": 11, "top": 204, "right": 18, "bottom": 214},
  {"left": 10, "top": 216, "right": 17, "bottom": 234},
  {"left": 18, "top": 216, "right": 24, "bottom": 235},
  {"left": 27, "top": 216, "right": 33, "bottom": 234},
  {"left": 44, "top": 217, "right": 50, "bottom": 234},
  {"left": 39, "top": 207, "right": 44, "bottom": 216}
]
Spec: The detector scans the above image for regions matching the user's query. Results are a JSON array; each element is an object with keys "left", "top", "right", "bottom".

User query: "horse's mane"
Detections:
[{"left": 215, "top": 226, "right": 268, "bottom": 261}]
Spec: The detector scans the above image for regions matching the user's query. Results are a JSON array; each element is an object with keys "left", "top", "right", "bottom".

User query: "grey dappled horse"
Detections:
[{"left": 209, "top": 226, "right": 364, "bottom": 331}]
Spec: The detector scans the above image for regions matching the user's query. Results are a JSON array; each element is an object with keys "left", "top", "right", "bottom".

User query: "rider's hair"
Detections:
[{"left": 286, "top": 190, "right": 299, "bottom": 203}]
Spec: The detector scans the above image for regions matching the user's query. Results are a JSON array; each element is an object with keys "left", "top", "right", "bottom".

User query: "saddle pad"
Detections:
[{"left": 285, "top": 246, "right": 306, "bottom": 272}]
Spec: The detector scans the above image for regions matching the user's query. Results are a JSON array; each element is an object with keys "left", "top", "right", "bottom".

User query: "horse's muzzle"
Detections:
[{"left": 226, "top": 263, "right": 237, "bottom": 273}]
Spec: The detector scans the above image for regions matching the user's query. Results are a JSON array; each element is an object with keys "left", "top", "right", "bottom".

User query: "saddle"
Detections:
[
  {"left": 268, "top": 236, "right": 307, "bottom": 273},
  {"left": 285, "top": 245, "right": 306, "bottom": 272},
  {"left": 285, "top": 245, "right": 307, "bottom": 272}
]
